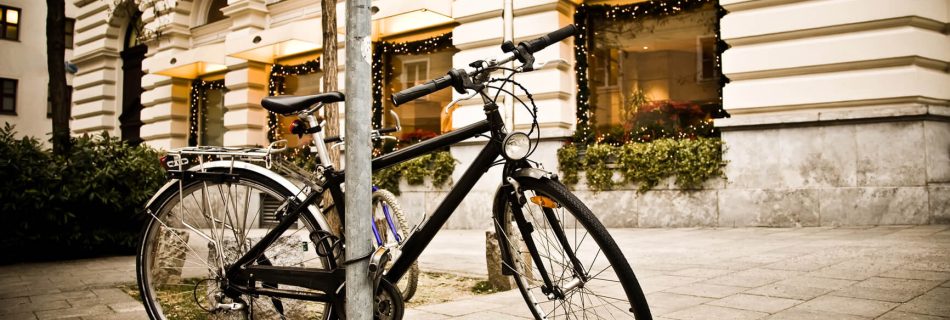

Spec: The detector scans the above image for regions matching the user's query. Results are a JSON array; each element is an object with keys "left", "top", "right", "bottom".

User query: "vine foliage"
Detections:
[
  {"left": 558, "top": 138, "right": 726, "bottom": 193},
  {"left": 373, "top": 151, "right": 457, "bottom": 195}
]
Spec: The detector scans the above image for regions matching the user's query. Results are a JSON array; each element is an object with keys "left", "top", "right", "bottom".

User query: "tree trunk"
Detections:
[
  {"left": 321, "top": 0, "right": 341, "bottom": 168},
  {"left": 47, "top": 0, "right": 70, "bottom": 155}
]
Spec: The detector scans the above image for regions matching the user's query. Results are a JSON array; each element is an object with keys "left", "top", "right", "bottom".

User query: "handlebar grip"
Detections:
[
  {"left": 521, "top": 24, "right": 577, "bottom": 54},
  {"left": 324, "top": 136, "right": 341, "bottom": 143},
  {"left": 391, "top": 74, "right": 453, "bottom": 106},
  {"left": 378, "top": 127, "right": 398, "bottom": 134}
]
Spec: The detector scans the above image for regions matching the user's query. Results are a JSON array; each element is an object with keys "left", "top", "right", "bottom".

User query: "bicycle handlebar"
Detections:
[
  {"left": 391, "top": 24, "right": 577, "bottom": 107},
  {"left": 391, "top": 74, "right": 454, "bottom": 106},
  {"left": 520, "top": 24, "right": 577, "bottom": 55}
]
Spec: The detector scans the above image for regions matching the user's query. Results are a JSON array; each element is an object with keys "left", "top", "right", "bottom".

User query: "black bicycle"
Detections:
[{"left": 136, "top": 24, "right": 652, "bottom": 320}]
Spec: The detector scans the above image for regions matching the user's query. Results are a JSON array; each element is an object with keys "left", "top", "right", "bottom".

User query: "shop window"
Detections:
[
  {"left": 199, "top": 87, "right": 225, "bottom": 146},
  {"left": 64, "top": 18, "right": 75, "bottom": 49},
  {"left": 281, "top": 72, "right": 324, "bottom": 146},
  {"left": 383, "top": 49, "right": 456, "bottom": 143},
  {"left": 189, "top": 80, "right": 226, "bottom": 146},
  {"left": 1, "top": 5, "right": 20, "bottom": 41},
  {"left": 586, "top": 2, "right": 721, "bottom": 143},
  {"left": 1, "top": 78, "right": 16, "bottom": 114}
]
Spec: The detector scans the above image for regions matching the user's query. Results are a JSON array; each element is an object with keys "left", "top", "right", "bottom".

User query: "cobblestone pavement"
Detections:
[{"left": 1, "top": 226, "right": 948, "bottom": 319}]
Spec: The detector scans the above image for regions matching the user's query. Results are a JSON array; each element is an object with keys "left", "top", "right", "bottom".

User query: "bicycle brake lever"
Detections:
[{"left": 445, "top": 90, "right": 479, "bottom": 114}]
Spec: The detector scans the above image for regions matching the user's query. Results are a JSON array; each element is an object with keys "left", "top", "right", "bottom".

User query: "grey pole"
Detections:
[{"left": 344, "top": 0, "right": 373, "bottom": 319}]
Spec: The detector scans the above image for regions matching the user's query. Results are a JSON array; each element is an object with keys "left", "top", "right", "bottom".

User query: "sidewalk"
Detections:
[{"left": 1, "top": 226, "right": 948, "bottom": 319}]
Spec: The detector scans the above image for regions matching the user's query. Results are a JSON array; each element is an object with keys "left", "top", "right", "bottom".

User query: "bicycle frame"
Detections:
[{"left": 221, "top": 98, "right": 509, "bottom": 304}]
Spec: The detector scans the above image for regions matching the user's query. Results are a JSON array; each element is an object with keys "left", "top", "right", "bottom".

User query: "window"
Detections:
[
  {"left": 1, "top": 5, "right": 20, "bottom": 41},
  {"left": 281, "top": 72, "right": 324, "bottom": 146},
  {"left": 64, "top": 18, "right": 75, "bottom": 49},
  {"left": 697, "top": 36, "right": 718, "bottom": 81},
  {"left": 206, "top": 0, "right": 228, "bottom": 25},
  {"left": 587, "top": 2, "right": 721, "bottom": 143},
  {"left": 1, "top": 78, "right": 16, "bottom": 114},
  {"left": 402, "top": 59, "right": 429, "bottom": 89},
  {"left": 383, "top": 49, "right": 457, "bottom": 142},
  {"left": 199, "top": 87, "right": 225, "bottom": 146},
  {"left": 47, "top": 86, "right": 72, "bottom": 118}
]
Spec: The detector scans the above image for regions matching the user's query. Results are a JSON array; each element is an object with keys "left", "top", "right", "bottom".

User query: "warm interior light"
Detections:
[
  {"left": 643, "top": 46, "right": 649, "bottom": 50},
  {"left": 230, "top": 39, "right": 320, "bottom": 63},
  {"left": 277, "top": 40, "right": 320, "bottom": 57},
  {"left": 376, "top": 9, "right": 453, "bottom": 37},
  {"left": 6, "top": 9, "right": 18, "bottom": 24},
  {"left": 154, "top": 62, "right": 227, "bottom": 79}
]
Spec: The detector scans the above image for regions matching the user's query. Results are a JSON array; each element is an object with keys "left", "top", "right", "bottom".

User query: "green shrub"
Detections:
[
  {"left": 0, "top": 124, "right": 166, "bottom": 263},
  {"left": 555, "top": 144, "right": 580, "bottom": 185},
  {"left": 373, "top": 151, "right": 457, "bottom": 195},
  {"left": 556, "top": 138, "right": 725, "bottom": 193},
  {"left": 583, "top": 144, "right": 617, "bottom": 191}
]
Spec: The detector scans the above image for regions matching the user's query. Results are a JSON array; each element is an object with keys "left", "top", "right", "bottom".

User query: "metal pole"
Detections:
[{"left": 344, "top": 0, "right": 373, "bottom": 319}]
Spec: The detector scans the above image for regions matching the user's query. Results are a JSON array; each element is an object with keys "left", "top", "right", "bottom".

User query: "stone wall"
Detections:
[{"left": 390, "top": 118, "right": 950, "bottom": 229}]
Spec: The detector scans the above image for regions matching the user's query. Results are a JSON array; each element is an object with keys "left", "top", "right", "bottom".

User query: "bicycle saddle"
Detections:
[{"left": 261, "top": 92, "right": 345, "bottom": 115}]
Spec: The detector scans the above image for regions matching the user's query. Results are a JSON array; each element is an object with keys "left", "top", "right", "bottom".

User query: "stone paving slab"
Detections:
[{"left": 0, "top": 226, "right": 948, "bottom": 319}]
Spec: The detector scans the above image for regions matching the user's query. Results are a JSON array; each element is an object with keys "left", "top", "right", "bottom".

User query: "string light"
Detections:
[
  {"left": 188, "top": 79, "right": 226, "bottom": 146},
  {"left": 371, "top": 32, "right": 453, "bottom": 129},
  {"left": 572, "top": 0, "right": 730, "bottom": 145},
  {"left": 267, "top": 58, "right": 322, "bottom": 142}
]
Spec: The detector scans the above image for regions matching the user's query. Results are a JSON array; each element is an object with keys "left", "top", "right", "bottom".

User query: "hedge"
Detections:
[{"left": 0, "top": 124, "right": 166, "bottom": 263}]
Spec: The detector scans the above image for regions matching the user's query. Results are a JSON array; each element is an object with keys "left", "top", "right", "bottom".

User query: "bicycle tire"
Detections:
[
  {"left": 137, "top": 167, "right": 335, "bottom": 320},
  {"left": 372, "top": 189, "right": 419, "bottom": 302},
  {"left": 494, "top": 177, "right": 651, "bottom": 319}
]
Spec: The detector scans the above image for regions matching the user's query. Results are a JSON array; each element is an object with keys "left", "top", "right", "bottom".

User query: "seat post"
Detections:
[{"left": 307, "top": 114, "right": 333, "bottom": 169}]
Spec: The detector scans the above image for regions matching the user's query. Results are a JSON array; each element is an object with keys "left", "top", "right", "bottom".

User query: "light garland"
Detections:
[
  {"left": 573, "top": 0, "right": 729, "bottom": 145},
  {"left": 267, "top": 58, "right": 322, "bottom": 142},
  {"left": 188, "top": 79, "right": 226, "bottom": 146},
  {"left": 371, "top": 32, "right": 454, "bottom": 129}
]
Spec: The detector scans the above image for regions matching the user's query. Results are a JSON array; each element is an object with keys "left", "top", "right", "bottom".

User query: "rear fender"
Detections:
[{"left": 145, "top": 160, "right": 331, "bottom": 233}]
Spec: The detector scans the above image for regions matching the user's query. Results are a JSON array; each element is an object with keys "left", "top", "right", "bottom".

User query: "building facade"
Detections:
[
  {"left": 0, "top": 0, "right": 78, "bottom": 140},
  {"left": 57, "top": 0, "right": 950, "bottom": 227}
]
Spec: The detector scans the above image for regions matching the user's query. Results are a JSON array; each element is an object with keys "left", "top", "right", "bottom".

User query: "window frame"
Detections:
[
  {"left": 1, "top": 5, "right": 21, "bottom": 42},
  {"left": 1, "top": 78, "right": 17, "bottom": 115},
  {"left": 697, "top": 35, "right": 719, "bottom": 82},
  {"left": 400, "top": 57, "right": 431, "bottom": 90},
  {"left": 64, "top": 18, "right": 75, "bottom": 49}
]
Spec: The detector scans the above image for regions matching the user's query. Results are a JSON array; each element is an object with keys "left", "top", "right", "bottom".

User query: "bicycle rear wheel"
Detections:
[
  {"left": 137, "top": 168, "right": 334, "bottom": 320},
  {"left": 494, "top": 177, "right": 651, "bottom": 319}
]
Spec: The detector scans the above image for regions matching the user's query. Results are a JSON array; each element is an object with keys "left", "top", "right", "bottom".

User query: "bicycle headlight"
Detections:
[{"left": 502, "top": 132, "right": 531, "bottom": 160}]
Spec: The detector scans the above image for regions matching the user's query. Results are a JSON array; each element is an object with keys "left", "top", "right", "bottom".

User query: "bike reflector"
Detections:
[{"left": 530, "top": 195, "right": 559, "bottom": 208}]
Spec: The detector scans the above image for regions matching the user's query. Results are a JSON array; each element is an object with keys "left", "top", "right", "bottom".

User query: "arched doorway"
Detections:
[{"left": 118, "top": 11, "right": 144, "bottom": 145}]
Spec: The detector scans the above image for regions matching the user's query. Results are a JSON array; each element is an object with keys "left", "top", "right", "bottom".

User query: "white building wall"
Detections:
[
  {"left": 717, "top": 0, "right": 950, "bottom": 226},
  {"left": 0, "top": 0, "right": 78, "bottom": 141}
]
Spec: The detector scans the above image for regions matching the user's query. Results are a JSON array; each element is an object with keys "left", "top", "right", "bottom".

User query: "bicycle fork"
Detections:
[{"left": 498, "top": 178, "right": 588, "bottom": 300}]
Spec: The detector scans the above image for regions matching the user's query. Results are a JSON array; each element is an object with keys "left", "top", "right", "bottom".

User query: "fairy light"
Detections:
[
  {"left": 188, "top": 79, "right": 226, "bottom": 146},
  {"left": 371, "top": 32, "right": 453, "bottom": 129},
  {"left": 266, "top": 58, "right": 322, "bottom": 142},
  {"left": 572, "top": 0, "right": 729, "bottom": 146}
]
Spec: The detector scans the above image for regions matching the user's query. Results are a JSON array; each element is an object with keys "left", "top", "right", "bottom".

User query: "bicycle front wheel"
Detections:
[
  {"left": 137, "top": 168, "right": 333, "bottom": 320},
  {"left": 494, "top": 177, "right": 651, "bottom": 319}
]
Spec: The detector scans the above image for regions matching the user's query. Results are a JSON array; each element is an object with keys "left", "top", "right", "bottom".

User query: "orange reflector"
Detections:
[{"left": 530, "top": 196, "right": 558, "bottom": 208}]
